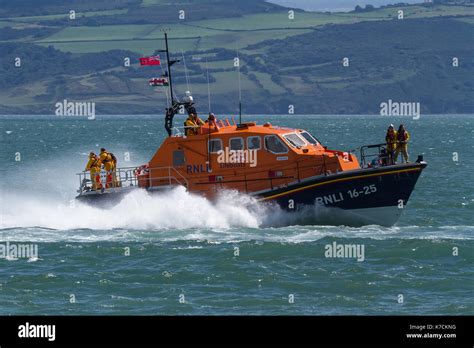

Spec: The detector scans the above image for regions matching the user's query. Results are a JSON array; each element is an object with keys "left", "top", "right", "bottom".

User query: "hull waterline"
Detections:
[
  {"left": 257, "top": 162, "right": 426, "bottom": 226},
  {"left": 76, "top": 162, "right": 426, "bottom": 227}
]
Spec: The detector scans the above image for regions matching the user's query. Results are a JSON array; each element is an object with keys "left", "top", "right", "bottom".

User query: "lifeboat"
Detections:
[{"left": 76, "top": 34, "right": 427, "bottom": 226}]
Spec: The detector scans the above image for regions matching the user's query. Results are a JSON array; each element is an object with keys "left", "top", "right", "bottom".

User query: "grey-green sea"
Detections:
[{"left": 0, "top": 114, "right": 473, "bottom": 315}]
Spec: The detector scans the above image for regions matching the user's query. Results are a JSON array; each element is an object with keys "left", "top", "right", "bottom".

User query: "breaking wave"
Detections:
[
  {"left": 1, "top": 186, "right": 472, "bottom": 244},
  {"left": 0, "top": 187, "right": 280, "bottom": 230}
]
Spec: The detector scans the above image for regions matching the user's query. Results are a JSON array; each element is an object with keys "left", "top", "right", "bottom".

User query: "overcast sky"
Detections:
[{"left": 268, "top": 0, "right": 422, "bottom": 12}]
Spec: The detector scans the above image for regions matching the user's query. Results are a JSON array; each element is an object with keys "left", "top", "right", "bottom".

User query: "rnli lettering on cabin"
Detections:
[
  {"left": 186, "top": 163, "right": 211, "bottom": 174},
  {"left": 139, "top": 55, "right": 161, "bottom": 66}
]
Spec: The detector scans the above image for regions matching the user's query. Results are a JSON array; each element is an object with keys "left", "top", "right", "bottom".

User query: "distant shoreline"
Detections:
[
  {"left": 1, "top": 114, "right": 473, "bottom": 118},
  {"left": 266, "top": 0, "right": 423, "bottom": 13}
]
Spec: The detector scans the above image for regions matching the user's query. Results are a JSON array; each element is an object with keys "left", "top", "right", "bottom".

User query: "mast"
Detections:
[
  {"left": 239, "top": 101, "right": 242, "bottom": 125},
  {"left": 161, "top": 32, "right": 195, "bottom": 136},
  {"left": 237, "top": 51, "right": 242, "bottom": 124},
  {"left": 206, "top": 57, "right": 212, "bottom": 172},
  {"left": 164, "top": 32, "right": 175, "bottom": 104},
  {"left": 163, "top": 32, "right": 181, "bottom": 136}
]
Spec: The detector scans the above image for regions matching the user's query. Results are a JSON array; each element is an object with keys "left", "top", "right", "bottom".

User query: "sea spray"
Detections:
[{"left": 0, "top": 187, "right": 266, "bottom": 230}]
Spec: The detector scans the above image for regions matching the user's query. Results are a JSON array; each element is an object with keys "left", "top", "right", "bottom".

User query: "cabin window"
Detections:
[
  {"left": 247, "top": 136, "right": 261, "bottom": 150},
  {"left": 264, "top": 135, "right": 288, "bottom": 154},
  {"left": 208, "top": 139, "right": 223, "bottom": 153},
  {"left": 300, "top": 131, "right": 319, "bottom": 145},
  {"left": 229, "top": 137, "right": 244, "bottom": 151},
  {"left": 173, "top": 150, "right": 185, "bottom": 166},
  {"left": 283, "top": 133, "right": 306, "bottom": 148}
]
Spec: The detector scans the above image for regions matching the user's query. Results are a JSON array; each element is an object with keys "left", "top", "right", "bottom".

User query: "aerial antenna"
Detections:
[
  {"left": 206, "top": 56, "right": 212, "bottom": 172},
  {"left": 164, "top": 31, "right": 175, "bottom": 104},
  {"left": 206, "top": 57, "right": 211, "bottom": 115},
  {"left": 237, "top": 51, "right": 242, "bottom": 124},
  {"left": 182, "top": 50, "right": 191, "bottom": 93}
]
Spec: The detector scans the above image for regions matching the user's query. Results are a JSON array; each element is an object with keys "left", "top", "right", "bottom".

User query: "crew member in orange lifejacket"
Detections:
[
  {"left": 206, "top": 113, "right": 219, "bottom": 129},
  {"left": 85, "top": 152, "right": 102, "bottom": 190},
  {"left": 100, "top": 148, "right": 117, "bottom": 188},
  {"left": 385, "top": 124, "right": 397, "bottom": 164},
  {"left": 394, "top": 124, "right": 410, "bottom": 163}
]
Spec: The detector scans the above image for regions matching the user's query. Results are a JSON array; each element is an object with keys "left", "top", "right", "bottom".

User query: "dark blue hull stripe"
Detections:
[{"left": 258, "top": 163, "right": 426, "bottom": 210}]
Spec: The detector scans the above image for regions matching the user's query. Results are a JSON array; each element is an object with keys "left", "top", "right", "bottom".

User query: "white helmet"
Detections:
[{"left": 183, "top": 91, "right": 193, "bottom": 103}]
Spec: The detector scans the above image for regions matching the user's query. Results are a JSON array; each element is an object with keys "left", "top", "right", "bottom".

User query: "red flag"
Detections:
[{"left": 139, "top": 56, "right": 161, "bottom": 66}]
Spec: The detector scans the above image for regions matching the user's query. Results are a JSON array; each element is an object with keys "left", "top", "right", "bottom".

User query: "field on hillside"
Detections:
[
  {"left": 0, "top": 1, "right": 473, "bottom": 115},
  {"left": 2, "top": 4, "right": 472, "bottom": 55}
]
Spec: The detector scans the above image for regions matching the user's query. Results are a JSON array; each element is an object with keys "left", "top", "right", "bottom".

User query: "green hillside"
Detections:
[{"left": 0, "top": 0, "right": 473, "bottom": 114}]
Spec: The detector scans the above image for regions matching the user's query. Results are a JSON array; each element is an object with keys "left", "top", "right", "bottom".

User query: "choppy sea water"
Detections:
[{"left": 0, "top": 114, "right": 472, "bottom": 315}]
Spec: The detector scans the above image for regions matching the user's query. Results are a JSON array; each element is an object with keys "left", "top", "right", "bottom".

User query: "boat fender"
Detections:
[{"left": 134, "top": 164, "right": 149, "bottom": 176}]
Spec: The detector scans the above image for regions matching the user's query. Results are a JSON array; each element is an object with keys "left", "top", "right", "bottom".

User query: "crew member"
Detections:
[
  {"left": 394, "top": 124, "right": 410, "bottom": 163},
  {"left": 85, "top": 152, "right": 102, "bottom": 190},
  {"left": 193, "top": 113, "right": 205, "bottom": 127},
  {"left": 206, "top": 113, "right": 219, "bottom": 129},
  {"left": 111, "top": 150, "right": 119, "bottom": 187},
  {"left": 184, "top": 113, "right": 204, "bottom": 136},
  {"left": 100, "top": 148, "right": 116, "bottom": 188},
  {"left": 184, "top": 114, "right": 197, "bottom": 136},
  {"left": 249, "top": 137, "right": 260, "bottom": 150},
  {"left": 385, "top": 124, "right": 397, "bottom": 164}
]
